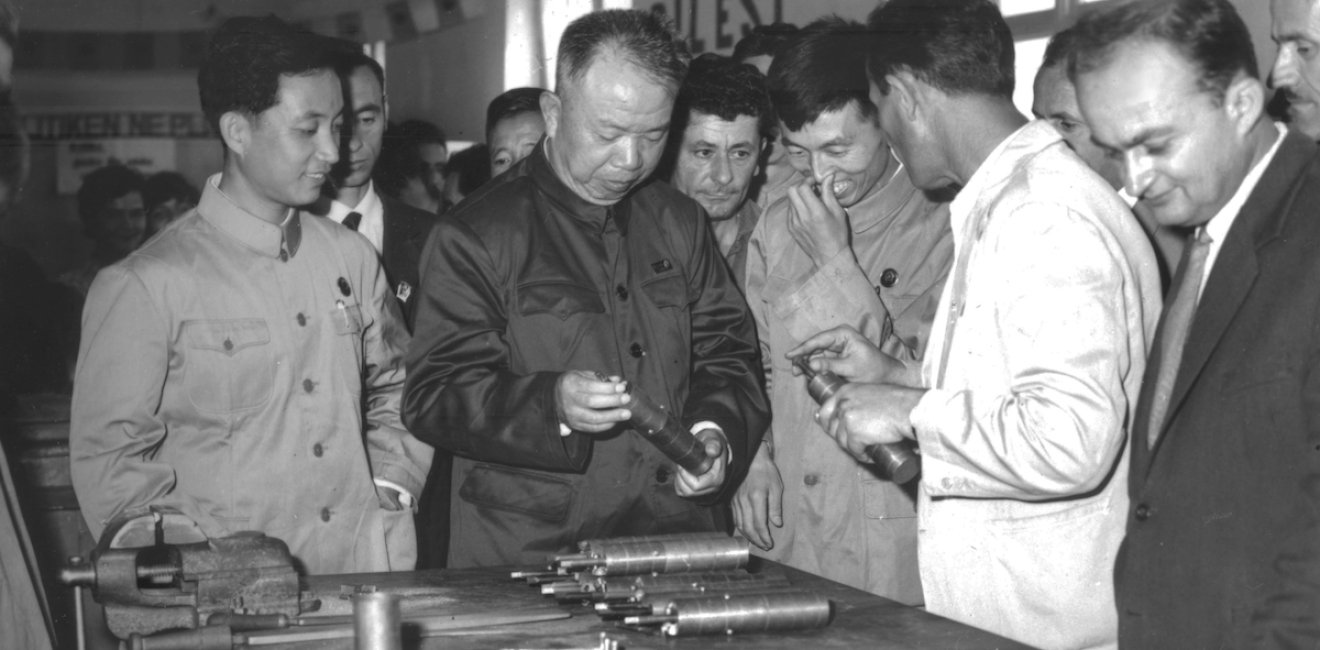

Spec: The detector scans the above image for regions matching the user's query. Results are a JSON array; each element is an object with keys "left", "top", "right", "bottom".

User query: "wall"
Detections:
[{"left": 384, "top": 2, "right": 507, "bottom": 143}]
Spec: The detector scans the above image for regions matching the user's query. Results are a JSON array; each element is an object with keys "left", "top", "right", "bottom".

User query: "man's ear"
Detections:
[
  {"left": 541, "top": 90, "right": 562, "bottom": 137},
  {"left": 219, "top": 111, "right": 251, "bottom": 158},
  {"left": 887, "top": 70, "right": 921, "bottom": 122},
  {"left": 1223, "top": 75, "right": 1264, "bottom": 138}
]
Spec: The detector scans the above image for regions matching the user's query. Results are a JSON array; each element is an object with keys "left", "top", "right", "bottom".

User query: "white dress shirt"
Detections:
[{"left": 326, "top": 181, "right": 385, "bottom": 254}]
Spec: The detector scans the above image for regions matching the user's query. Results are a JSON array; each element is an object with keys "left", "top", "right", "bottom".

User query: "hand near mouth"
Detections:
[{"left": 786, "top": 171, "right": 850, "bottom": 268}]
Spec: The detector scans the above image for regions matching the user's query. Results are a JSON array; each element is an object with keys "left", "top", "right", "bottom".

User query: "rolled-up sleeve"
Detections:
[{"left": 911, "top": 206, "right": 1130, "bottom": 500}]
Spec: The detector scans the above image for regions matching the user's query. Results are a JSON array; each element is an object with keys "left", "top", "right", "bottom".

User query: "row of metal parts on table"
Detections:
[{"left": 511, "top": 531, "right": 834, "bottom": 638}]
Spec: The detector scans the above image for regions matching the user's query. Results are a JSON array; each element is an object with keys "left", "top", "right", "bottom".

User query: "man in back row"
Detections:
[
  {"left": 665, "top": 53, "right": 771, "bottom": 288},
  {"left": 71, "top": 16, "right": 430, "bottom": 574},
  {"left": 402, "top": 9, "right": 768, "bottom": 568}
]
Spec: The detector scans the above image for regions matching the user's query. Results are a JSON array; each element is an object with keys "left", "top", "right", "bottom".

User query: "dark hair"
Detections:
[
  {"left": 1068, "top": 0, "right": 1257, "bottom": 102},
  {"left": 672, "top": 53, "right": 773, "bottom": 139},
  {"left": 556, "top": 9, "right": 689, "bottom": 91},
  {"left": 142, "top": 172, "right": 200, "bottom": 213},
  {"left": 866, "top": 0, "right": 1015, "bottom": 99},
  {"left": 732, "top": 22, "right": 800, "bottom": 62},
  {"left": 76, "top": 165, "right": 145, "bottom": 225},
  {"left": 447, "top": 144, "right": 492, "bottom": 198},
  {"left": 373, "top": 119, "right": 445, "bottom": 197},
  {"left": 1041, "top": 24, "right": 1082, "bottom": 71},
  {"left": 485, "top": 87, "right": 545, "bottom": 142},
  {"left": 768, "top": 17, "right": 877, "bottom": 132},
  {"left": 197, "top": 15, "right": 339, "bottom": 136},
  {"left": 332, "top": 40, "right": 386, "bottom": 91}
]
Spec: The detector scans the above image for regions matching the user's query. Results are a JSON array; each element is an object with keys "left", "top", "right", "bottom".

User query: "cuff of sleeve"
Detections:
[
  {"left": 909, "top": 387, "right": 962, "bottom": 495},
  {"left": 559, "top": 422, "right": 572, "bottom": 437},
  {"left": 690, "top": 421, "right": 733, "bottom": 464},
  {"left": 373, "top": 478, "right": 416, "bottom": 510}
]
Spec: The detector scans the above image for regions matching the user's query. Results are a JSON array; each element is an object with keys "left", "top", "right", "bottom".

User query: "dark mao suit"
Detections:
[
  {"left": 402, "top": 143, "right": 769, "bottom": 568},
  {"left": 1116, "top": 130, "right": 1320, "bottom": 648}
]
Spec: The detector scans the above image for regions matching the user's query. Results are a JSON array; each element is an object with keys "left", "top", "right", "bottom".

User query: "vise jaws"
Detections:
[{"left": 60, "top": 514, "right": 301, "bottom": 640}]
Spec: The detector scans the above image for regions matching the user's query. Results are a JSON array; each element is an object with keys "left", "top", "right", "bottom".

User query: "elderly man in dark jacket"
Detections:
[{"left": 402, "top": 9, "right": 769, "bottom": 568}]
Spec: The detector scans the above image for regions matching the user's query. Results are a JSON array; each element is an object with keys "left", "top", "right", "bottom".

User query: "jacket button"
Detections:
[
  {"left": 303, "top": 378, "right": 315, "bottom": 393},
  {"left": 1134, "top": 504, "right": 1151, "bottom": 521},
  {"left": 616, "top": 285, "right": 629, "bottom": 300},
  {"left": 312, "top": 443, "right": 323, "bottom": 457},
  {"left": 296, "top": 313, "right": 307, "bottom": 327},
  {"left": 803, "top": 474, "right": 819, "bottom": 486},
  {"left": 320, "top": 507, "right": 331, "bottom": 522},
  {"left": 880, "top": 268, "right": 899, "bottom": 288},
  {"left": 655, "top": 467, "right": 671, "bottom": 483},
  {"left": 223, "top": 339, "right": 234, "bottom": 352},
  {"left": 630, "top": 343, "right": 645, "bottom": 358}
]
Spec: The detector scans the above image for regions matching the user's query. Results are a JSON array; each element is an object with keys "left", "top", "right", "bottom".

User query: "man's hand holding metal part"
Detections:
[{"left": 789, "top": 325, "right": 924, "bottom": 462}]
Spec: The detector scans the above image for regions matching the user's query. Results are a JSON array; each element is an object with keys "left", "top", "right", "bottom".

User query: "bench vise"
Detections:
[{"left": 60, "top": 524, "right": 301, "bottom": 639}]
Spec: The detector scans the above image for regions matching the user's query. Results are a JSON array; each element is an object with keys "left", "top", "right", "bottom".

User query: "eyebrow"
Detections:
[{"left": 1116, "top": 126, "right": 1173, "bottom": 150}]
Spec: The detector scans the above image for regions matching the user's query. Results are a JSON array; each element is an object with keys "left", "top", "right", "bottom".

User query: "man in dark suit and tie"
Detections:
[
  {"left": 1072, "top": 0, "right": 1320, "bottom": 646},
  {"left": 321, "top": 46, "right": 435, "bottom": 329},
  {"left": 319, "top": 45, "right": 446, "bottom": 566}
]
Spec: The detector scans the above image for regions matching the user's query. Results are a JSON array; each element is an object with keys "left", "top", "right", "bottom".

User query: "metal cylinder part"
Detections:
[
  {"left": 625, "top": 388, "right": 718, "bottom": 475},
  {"left": 557, "top": 533, "right": 749, "bottom": 576},
  {"left": 800, "top": 364, "right": 921, "bottom": 485},
  {"left": 352, "top": 592, "right": 402, "bottom": 650},
  {"left": 660, "top": 592, "right": 832, "bottom": 636}
]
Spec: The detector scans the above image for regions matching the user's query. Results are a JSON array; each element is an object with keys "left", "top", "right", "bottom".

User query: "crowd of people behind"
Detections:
[{"left": 1, "top": 0, "right": 1319, "bottom": 648}]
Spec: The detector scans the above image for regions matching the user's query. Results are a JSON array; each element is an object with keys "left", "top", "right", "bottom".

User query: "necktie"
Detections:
[
  {"left": 343, "top": 211, "right": 362, "bottom": 231},
  {"left": 1146, "top": 227, "right": 1213, "bottom": 446}
]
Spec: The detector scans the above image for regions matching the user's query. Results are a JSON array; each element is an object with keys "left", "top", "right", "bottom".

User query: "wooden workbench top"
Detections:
[{"left": 265, "top": 559, "right": 1035, "bottom": 649}]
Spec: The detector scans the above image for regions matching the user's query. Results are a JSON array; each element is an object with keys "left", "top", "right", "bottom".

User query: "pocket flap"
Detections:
[
  {"left": 641, "top": 272, "right": 687, "bottom": 309},
  {"left": 518, "top": 281, "right": 604, "bottom": 320},
  {"left": 458, "top": 463, "right": 575, "bottom": 524},
  {"left": 182, "top": 319, "right": 270, "bottom": 355}
]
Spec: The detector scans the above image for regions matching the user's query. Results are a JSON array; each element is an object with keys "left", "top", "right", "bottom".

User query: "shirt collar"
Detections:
[
  {"left": 327, "top": 181, "right": 383, "bottom": 222},
  {"left": 531, "top": 138, "right": 620, "bottom": 232},
  {"left": 1203, "top": 122, "right": 1286, "bottom": 246},
  {"left": 199, "top": 172, "right": 301, "bottom": 259},
  {"left": 850, "top": 155, "right": 921, "bottom": 235},
  {"left": 949, "top": 120, "right": 1060, "bottom": 237}
]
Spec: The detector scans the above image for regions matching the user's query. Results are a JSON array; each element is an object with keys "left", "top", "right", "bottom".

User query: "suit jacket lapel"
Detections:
[{"left": 1154, "top": 130, "right": 1314, "bottom": 455}]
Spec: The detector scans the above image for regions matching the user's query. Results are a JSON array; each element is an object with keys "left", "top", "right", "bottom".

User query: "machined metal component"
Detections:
[
  {"left": 353, "top": 592, "right": 402, "bottom": 650},
  {"left": 624, "top": 387, "right": 719, "bottom": 475},
  {"left": 624, "top": 591, "right": 832, "bottom": 637},
  {"left": 594, "top": 577, "right": 797, "bottom": 619},
  {"left": 795, "top": 358, "right": 921, "bottom": 484},
  {"left": 552, "top": 533, "right": 749, "bottom": 576}
]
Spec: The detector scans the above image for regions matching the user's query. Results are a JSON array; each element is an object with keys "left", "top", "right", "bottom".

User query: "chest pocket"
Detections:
[
  {"left": 640, "top": 272, "right": 687, "bottom": 309},
  {"left": 330, "top": 302, "right": 365, "bottom": 336},
  {"left": 181, "top": 319, "right": 274, "bottom": 414},
  {"left": 518, "top": 281, "right": 605, "bottom": 319}
]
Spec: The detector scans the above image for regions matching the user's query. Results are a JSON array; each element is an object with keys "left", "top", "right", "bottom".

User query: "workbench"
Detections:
[{"left": 263, "top": 559, "right": 1035, "bottom": 649}]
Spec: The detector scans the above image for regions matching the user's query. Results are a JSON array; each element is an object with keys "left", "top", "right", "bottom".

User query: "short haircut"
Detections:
[
  {"left": 732, "top": 22, "right": 800, "bottom": 62},
  {"left": 398, "top": 118, "right": 446, "bottom": 148},
  {"left": 672, "top": 53, "right": 773, "bottom": 139},
  {"left": 76, "top": 165, "right": 145, "bottom": 225},
  {"left": 556, "top": 9, "right": 689, "bottom": 92},
  {"left": 485, "top": 87, "right": 545, "bottom": 142},
  {"left": 866, "top": 0, "right": 1015, "bottom": 99},
  {"left": 332, "top": 40, "right": 386, "bottom": 91},
  {"left": 447, "top": 144, "right": 492, "bottom": 197},
  {"left": 1041, "top": 24, "right": 1082, "bottom": 71},
  {"left": 197, "top": 15, "right": 338, "bottom": 136},
  {"left": 767, "top": 17, "right": 877, "bottom": 132},
  {"left": 373, "top": 119, "right": 445, "bottom": 197},
  {"left": 143, "top": 172, "right": 200, "bottom": 213},
  {"left": 1068, "top": 0, "right": 1257, "bottom": 102}
]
